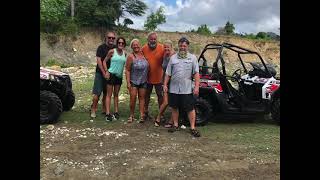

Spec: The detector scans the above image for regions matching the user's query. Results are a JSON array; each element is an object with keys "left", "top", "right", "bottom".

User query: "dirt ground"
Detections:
[{"left": 40, "top": 118, "right": 280, "bottom": 180}]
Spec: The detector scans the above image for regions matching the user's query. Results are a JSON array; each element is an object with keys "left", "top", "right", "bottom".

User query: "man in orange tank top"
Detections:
[{"left": 142, "top": 32, "right": 165, "bottom": 120}]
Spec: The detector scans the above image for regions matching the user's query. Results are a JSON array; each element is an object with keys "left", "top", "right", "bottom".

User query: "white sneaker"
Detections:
[{"left": 90, "top": 111, "right": 96, "bottom": 118}]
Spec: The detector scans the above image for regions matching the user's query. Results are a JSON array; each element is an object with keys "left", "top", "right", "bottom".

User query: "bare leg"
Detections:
[
  {"left": 187, "top": 109, "right": 196, "bottom": 130},
  {"left": 102, "top": 93, "right": 106, "bottom": 113},
  {"left": 155, "top": 84, "right": 164, "bottom": 109},
  {"left": 171, "top": 108, "right": 179, "bottom": 128},
  {"left": 138, "top": 88, "right": 147, "bottom": 120},
  {"left": 105, "top": 85, "right": 114, "bottom": 115},
  {"left": 144, "top": 84, "right": 153, "bottom": 116},
  {"left": 113, "top": 85, "right": 121, "bottom": 113},
  {"left": 129, "top": 87, "right": 138, "bottom": 119},
  {"left": 91, "top": 94, "right": 99, "bottom": 112},
  {"left": 155, "top": 92, "right": 168, "bottom": 123}
]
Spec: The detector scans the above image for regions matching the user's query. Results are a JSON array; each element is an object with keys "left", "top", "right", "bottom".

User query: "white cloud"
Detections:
[{"left": 121, "top": 0, "right": 280, "bottom": 35}]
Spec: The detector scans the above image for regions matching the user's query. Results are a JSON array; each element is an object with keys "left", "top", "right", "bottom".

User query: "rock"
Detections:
[
  {"left": 47, "top": 125, "right": 54, "bottom": 131},
  {"left": 54, "top": 163, "right": 64, "bottom": 176}
]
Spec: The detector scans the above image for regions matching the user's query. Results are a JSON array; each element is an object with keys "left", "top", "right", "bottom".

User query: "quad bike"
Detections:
[
  {"left": 180, "top": 43, "right": 280, "bottom": 126},
  {"left": 40, "top": 67, "right": 75, "bottom": 124}
]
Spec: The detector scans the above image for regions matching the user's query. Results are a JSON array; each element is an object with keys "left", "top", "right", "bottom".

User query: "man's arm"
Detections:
[
  {"left": 192, "top": 54, "right": 200, "bottom": 96},
  {"left": 193, "top": 72, "right": 200, "bottom": 96},
  {"left": 163, "top": 56, "right": 173, "bottom": 93},
  {"left": 102, "top": 49, "right": 114, "bottom": 79},
  {"left": 97, "top": 57, "right": 106, "bottom": 78}
]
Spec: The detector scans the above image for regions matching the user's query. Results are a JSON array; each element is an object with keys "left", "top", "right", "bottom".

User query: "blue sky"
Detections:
[{"left": 121, "top": 0, "right": 280, "bottom": 35}]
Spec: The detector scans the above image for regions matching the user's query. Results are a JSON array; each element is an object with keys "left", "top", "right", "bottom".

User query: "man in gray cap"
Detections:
[{"left": 163, "top": 37, "right": 201, "bottom": 137}]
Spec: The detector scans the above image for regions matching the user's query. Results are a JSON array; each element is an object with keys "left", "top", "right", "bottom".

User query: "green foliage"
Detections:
[
  {"left": 40, "top": 0, "right": 69, "bottom": 23},
  {"left": 44, "top": 58, "right": 71, "bottom": 68},
  {"left": 120, "top": 0, "right": 147, "bottom": 17},
  {"left": 256, "top": 32, "right": 268, "bottom": 39},
  {"left": 196, "top": 24, "right": 212, "bottom": 35},
  {"left": 123, "top": 18, "right": 134, "bottom": 27},
  {"left": 40, "top": 0, "right": 69, "bottom": 33},
  {"left": 243, "top": 33, "right": 256, "bottom": 39},
  {"left": 224, "top": 21, "right": 235, "bottom": 35},
  {"left": 60, "top": 19, "right": 79, "bottom": 35},
  {"left": 41, "top": 0, "right": 147, "bottom": 34},
  {"left": 144, "top": 6, "right": 166, "bottom": 31}
]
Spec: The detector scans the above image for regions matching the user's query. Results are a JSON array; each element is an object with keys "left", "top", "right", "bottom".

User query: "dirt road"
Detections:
[{"left": 40, "top": 118, "right": 279, "bottom": 180}]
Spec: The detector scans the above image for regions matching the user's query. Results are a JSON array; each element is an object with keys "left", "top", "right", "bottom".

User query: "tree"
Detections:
[
  {"left": 74, "top": 0, "right": 147, "bottom": 28},
  {"left": 256, "top": 32, "right": 268, "bottom": 39},
  {"left": 144, "top": 6, "right": 166, "bottom": 31},
  {"left": 40, "top": 0, "right": 70, "bottom": 32},
  {"left": 196, "top": 24, "right": 212, "bottom": 35},
  {"left": 71, "top": 0, "right": 74, "bottom": 20},
  {"left": 224, "top": 21, "right": 235, "bottom": 35},
  {"left": 41, "top": 0, "right": 148, "bottom": 33},
  {"left": 123, "top": 18, "right": 134, "bottom": 28}
]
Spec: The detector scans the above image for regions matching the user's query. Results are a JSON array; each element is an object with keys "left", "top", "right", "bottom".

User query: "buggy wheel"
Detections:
[
  {"left": 62, "top": 90, "right": 75, "bottom": 111},
  {"left": 195, "top": 97, "right": 212, "bottom": 126},
  {"left": 40, "top": 90, "right": 62, "bottom": 124},
  {"left": 180, "top": 97, "right": 213, "bottom": 126},
  {"left": 271, "top": 97, "right": 280, "bottom": 124}
]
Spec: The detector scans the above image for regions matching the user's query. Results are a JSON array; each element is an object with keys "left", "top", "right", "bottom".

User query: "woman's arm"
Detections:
[{"left": 125, "top": 54, "right": 133, "bottom": 90}]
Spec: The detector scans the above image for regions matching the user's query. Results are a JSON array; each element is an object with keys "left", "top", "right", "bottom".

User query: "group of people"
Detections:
[{"left": 89, "top": 31, "right": 201, "bottom": 137}]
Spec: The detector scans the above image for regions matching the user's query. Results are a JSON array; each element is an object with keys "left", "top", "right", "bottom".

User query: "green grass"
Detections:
[
  {"left": 198, "top": 122, "right": 279, "bottom": 160},
  {"left": 60, "top": 71, "right": 160, "bottom": 124},
  {"left": 57, "top": 67, "right": 279, "bottom": 161}
]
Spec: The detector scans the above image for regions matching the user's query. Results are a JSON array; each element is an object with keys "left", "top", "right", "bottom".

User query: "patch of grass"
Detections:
[
  {"left": 58, "top": 66, "right": 279, "bottom": 161},
  {"left": 43, "top": 58, "right": 72, "bottom": 68},
  {"left": 199, "top": 122, "right": 280, "bottom": 160},
  {"left": 61, "top": 71, "right": 160, "bottom": 124}
]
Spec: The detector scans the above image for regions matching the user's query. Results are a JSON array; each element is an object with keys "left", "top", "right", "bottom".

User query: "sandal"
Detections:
[
  {"left": 154, "top": 120, "right": 161, "bottom": 127},
  {"left": 160, "top": 116, "right": 167, "bottom": 123},
  {"left": 190, "top": 129, "right": 201, "bottom": 137},
  {"left": 168, "top": 126, "right": 179, "bottom": 133},
  {"left": 139, "top": 116, "right": 145, "bottom": 123},
  {"left": 127, "top": 116, "right": 134, "bottom": 123},
  {"left": 154, "top": 116, "right": 161, "bottom": 127},
  {"left": 164, "top": 123, "right": 173, "bottom": 128}
]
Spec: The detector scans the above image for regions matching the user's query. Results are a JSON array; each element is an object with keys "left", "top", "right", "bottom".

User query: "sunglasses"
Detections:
[
  {"left": 118, "top": 42, "right": 125, "bottom": 45},
  {"left": 108, "top": 37, "right": 115, "bottom": 40}
]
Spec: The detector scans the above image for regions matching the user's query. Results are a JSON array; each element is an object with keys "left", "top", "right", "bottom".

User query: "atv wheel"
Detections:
[
  {"left": 180, "top": 97, "right": 213, "bottom": 126},
  {"left": 271, "top": 97, "right": 280, "bottom": 123},
  {"left": 195, "top": 97, "right": 212, "bottom": 126},
  {"left": 40, "top": 90, "right": 62, "bottom": 124},
  {"left": 62, "top": 90, "right": 75, "bottom": 111}
]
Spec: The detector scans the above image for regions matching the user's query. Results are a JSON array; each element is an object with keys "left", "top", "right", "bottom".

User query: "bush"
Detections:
[
  {"left": 45, "top": 59, "right": 70, "bottom": 68},
  {"left": 60, "top": 19, "right": 79, "bottom": 36}
]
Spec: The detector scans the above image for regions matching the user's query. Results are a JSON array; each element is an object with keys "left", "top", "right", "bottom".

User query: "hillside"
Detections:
[{"left": 40, "top": 29, "right": 280, "bottom": 74}]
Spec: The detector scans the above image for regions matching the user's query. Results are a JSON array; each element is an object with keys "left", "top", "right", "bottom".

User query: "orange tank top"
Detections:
[{"left": 142, "top": 43, "right": 165, "bottom": 84}]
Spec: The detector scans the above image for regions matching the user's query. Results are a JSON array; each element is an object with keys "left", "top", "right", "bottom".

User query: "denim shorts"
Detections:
[{"left": 92, "top": 72, "right": 106, "bottom": 96}]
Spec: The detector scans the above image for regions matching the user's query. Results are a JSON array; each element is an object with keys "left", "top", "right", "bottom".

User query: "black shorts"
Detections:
[
  {"left": 131, "top": 82, "right": 147, "bottom": 89},
  {"left": 106, "top": 73, "right": 122, "bottom": 85},
  {"left": 168, "top": 93, "right": 195, "bottom": 112}
]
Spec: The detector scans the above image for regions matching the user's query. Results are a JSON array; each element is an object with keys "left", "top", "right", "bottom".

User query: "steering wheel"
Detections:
[{"left": 231, "top": 68, "right": 242, "bottom": 82}]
